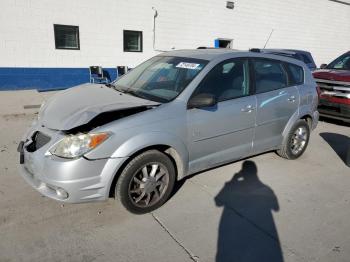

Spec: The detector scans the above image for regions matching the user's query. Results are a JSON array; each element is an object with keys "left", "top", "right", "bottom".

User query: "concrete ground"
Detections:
[{"left": 0, "top": 90, "right": 349, "bottom": 262}]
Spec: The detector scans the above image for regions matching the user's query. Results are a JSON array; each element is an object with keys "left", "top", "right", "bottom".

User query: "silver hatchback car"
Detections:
[{"left": 19, "top": 49, "right": 319, "bottom": 213}]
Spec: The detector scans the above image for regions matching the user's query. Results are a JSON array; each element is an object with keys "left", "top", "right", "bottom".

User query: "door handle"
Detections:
[
  {"left": 241, "top": 105, "right": 255, "bottom": 113},
  {"left": 287, "top": 96, "right": 296, "bottom": 102}
]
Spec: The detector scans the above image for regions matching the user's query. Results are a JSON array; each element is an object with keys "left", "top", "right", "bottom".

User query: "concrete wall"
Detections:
[{"left": 0, "top": 0, "right": 349, "bottom": 89}]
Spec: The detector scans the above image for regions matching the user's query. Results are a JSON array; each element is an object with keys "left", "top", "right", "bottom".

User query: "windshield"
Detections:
[
  {"left": 112, "top": 56, "right": 208, "bottom": 103},
  {"left": 327, "top": 53, "right": 350, "bottom": 70}
]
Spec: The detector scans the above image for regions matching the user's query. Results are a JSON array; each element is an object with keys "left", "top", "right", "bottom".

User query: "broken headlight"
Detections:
[{"left": 49, "top": 132, "right": 110, "bottom": 158}]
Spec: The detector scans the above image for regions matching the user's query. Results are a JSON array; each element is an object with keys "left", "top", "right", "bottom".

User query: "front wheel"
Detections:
[
  {"left": 277, "top": 119, "right": 310, "bottom": 160},
  {"left": 115, "top": 150, "right": 176, "bottom": 214}
]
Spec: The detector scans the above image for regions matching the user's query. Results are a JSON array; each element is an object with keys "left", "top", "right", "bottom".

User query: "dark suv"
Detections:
[{"left": 257, "top": 49, "right": 317, "bottom": 71}]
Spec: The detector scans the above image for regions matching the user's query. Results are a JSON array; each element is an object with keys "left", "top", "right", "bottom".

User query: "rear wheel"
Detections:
[
  {"left": 115, "top": 150, "right": 175, "bottom": 214},
  {"left": 277, "top": 119, "right": 310, "bottom": 160}
]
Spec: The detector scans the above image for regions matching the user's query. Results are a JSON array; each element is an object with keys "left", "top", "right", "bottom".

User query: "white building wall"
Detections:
[{"left": 0, "top": 0, "right": 349, "bottom": 68}]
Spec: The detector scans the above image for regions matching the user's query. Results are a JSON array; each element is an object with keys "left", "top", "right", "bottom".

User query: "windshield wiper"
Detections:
[
  {"left": 104, "top": 83, "right": 115, "bottom": 88},
  {"left": 106, "top": 83, "right": 128, "bottom": 93},
  {"left": 105, "top": 83, "right": 147, "bottom": 100},
  {"left": 125, "top": 89, "right": 146, "bottom": 99}
]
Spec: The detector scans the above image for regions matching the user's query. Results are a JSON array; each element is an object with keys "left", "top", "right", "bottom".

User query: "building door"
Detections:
[{"left": 215, "top": 38, "right": 233, "bottom": 48}]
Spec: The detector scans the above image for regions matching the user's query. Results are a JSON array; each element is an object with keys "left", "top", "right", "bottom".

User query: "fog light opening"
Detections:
[{"left": 56, "top": 188, "right": 69, "bottom": 199}]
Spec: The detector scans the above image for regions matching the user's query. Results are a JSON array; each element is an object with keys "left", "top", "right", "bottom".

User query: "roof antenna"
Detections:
[{"left": 263, "top": 29, "right": 274, "bottom": 49}]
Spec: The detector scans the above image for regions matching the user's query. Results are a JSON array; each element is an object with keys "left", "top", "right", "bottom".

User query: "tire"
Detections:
[
  {"left": 115, "top": 150, "right": 176, "bottom": 214},
  {"left": 277, "top": 119, "right": 310, "bottom": 160}
]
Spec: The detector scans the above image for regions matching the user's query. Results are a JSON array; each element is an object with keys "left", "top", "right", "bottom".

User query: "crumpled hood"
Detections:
[
  {"left": 313, "top": 69, "right": 350, "bottom": 82},
  {"left": 40, "top": 83, "right": 159, "bottom": 131}
]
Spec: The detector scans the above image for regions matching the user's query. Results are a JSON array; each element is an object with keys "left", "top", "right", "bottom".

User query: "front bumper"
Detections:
[
  {"left": 318, "top": 98, "right": 350, "bottom": 123},
  {"left": 18, "top": 125, "right": 127, "bottom": 203}
]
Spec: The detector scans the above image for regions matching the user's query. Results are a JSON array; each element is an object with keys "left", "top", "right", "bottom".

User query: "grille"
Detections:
[
  {"left": 26, "top": 131, "right": 51, "bottom": 152},
  {"left": 315, "top": 78, "right": 350, "bottom": 99}
]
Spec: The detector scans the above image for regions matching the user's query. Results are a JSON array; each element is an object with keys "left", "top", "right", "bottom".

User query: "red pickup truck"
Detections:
[{"left": 313, "top": 51, "right": 350, "bottom": 123}]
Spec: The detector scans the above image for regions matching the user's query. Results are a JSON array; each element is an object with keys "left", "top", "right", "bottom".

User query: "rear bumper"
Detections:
[
  {"left": 312, "top": 110, "right": 319, "bottom": 130},
  {"left": 318, "top": 99, "right": 350, "bottom": 123}
]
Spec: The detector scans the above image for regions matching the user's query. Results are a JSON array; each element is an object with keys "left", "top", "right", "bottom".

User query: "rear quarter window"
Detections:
[{"left": 286, "top": 63, "right": 304, "bottom": 86}]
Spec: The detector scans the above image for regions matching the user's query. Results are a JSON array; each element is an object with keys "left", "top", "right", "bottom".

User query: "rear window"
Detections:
[
  {"left": 300, "top": 54, "right": 312, "bottom": 64},
  {"left": 287, "top": 63, "right": 304, "bottom": 86}
]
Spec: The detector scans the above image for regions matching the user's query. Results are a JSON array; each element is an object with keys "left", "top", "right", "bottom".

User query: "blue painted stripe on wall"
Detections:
[
  {"left": 0, "top": 67, "right": 118, "bottom": 91},
  {"left": 214, "top": 39, "right": 219, "bottom": 48}
]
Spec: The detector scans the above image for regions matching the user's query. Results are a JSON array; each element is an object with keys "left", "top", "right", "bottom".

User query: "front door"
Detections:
[{"left": 187, "top": 58, "right": 256, "bottom": 173}]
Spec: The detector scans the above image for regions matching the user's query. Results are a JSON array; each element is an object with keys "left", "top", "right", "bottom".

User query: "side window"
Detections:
[
  {"left": 287, "top": 63, "right": 304, "bottom": 86},
  {"left": 193, "top": 59, "right": 250, "bottom": 102},
  {"left": 253, "top": 59, "right": 287, "bottom": 94}
]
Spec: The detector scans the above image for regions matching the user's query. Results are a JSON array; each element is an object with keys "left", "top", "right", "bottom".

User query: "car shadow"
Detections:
[
  {"left": 320, "top": 132, "right": 350, "bottom": 166},
  {"left": 214, "top": 160, "right": 283, "bottom": 262},
  {"left": 319, "top": 116, "right": 350, "bottom": 127},
  {"left": 170, "top": 151, "right": 277, "bottom": 199}
]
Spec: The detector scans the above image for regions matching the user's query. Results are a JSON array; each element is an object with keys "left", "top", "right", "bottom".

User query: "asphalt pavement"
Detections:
[{"left": 0, "top": 90, "right": 349, "bottom": 262}]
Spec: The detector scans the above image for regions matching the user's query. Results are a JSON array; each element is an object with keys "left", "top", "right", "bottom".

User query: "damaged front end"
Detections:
[
  {"left": 17, "top": 85, "right": 159, "bottom": 202},
  {"left": 38, "top": 83, "right": 160, "bottom": 131},
  {"left": 65, "top": 106, "right": 155, "bottom": 134},
  {"left": 20, "top": 84, "right": 160, "bottom": 162},
  {"left": 45, "top": 106, "right": 157, "bottom": 159}
]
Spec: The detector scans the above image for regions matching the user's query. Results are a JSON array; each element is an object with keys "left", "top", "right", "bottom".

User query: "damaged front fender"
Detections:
[
  {"left": 85, "top": 131, "right": 189, "bottom": 179},
  {"left": 66, "top": 106, "right": 156, "bottom": 134}
]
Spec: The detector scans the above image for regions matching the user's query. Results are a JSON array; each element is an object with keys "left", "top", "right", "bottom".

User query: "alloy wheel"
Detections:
[
  {"left": 290, "top": 127, "right": 308, "bottom": 155},
  {"left": 128, "top": 163, "right": 170, "bottom": 208}
]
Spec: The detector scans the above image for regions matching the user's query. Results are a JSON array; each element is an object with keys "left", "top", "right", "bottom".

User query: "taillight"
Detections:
[
  {"left": 316, "top": 85, "right": 321, "bottom": 97},
  {"left": 315, "top": 85, "right": 321, "bottom": 107}
]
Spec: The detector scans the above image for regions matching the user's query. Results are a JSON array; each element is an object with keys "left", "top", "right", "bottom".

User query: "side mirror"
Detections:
[
  {"left": 188, "top": 93, "right": 217, "bottom": 109},
  {"left": 320, "top": 64, "right": 328, "bottom": 69}
]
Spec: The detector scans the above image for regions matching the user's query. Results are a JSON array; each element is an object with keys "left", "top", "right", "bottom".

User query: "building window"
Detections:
[
  {"left": 54, "top": 24, "right": 80, "bottom": 50},
  {"left": 123, "top": 30, "right": 143, "bottom": 52}
]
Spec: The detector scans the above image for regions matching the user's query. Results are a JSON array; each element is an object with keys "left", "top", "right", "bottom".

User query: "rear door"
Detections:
[
  {"left": 252, "top": 58, "right": 300, "bottom": 153},
  {"left": 187, "top": 58, "right": 256, "bottom": 173}
]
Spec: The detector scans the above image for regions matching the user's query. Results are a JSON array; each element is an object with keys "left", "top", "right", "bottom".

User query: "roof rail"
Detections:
[
  {"left": 197, "top": 47, "right": 218, "bottom": 49},
  {"left": 249, "top": 48, "right": 261, "bottom": 53}
]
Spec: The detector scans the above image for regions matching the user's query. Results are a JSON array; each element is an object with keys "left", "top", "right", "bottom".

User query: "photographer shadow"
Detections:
[{"left": 215, "top": 160, "right": 283, "bottom": 262}]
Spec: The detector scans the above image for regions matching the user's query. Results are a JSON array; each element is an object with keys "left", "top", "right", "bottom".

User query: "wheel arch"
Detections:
[
  {"left": 282, "top": 110, "right": 314, "bottom": 139},
  {"left": 300, "top": 114, "right": 313, "bottom": 129},
  {"left": 108, "top": 132, "right": 189, "bottom": 197}
]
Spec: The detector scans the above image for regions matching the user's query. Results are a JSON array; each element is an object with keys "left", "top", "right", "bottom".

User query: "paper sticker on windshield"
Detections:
[{"left": 176, "top": 62, "right": 200, "bottom": 70}]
